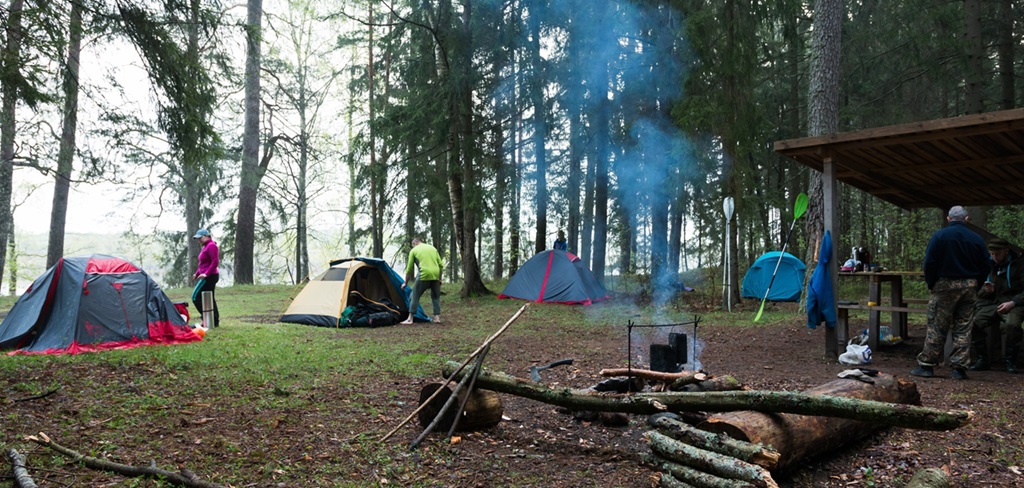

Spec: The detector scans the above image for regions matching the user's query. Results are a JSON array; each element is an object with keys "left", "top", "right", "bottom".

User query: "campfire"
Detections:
[{"left": 383, "top": 304, "right": 969, "bottom": 487}]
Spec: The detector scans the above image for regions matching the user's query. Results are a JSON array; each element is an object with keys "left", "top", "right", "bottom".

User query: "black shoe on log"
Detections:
[
  {"left": 951, "top": 368, "right": 968, "bottom": 380},
  {"left": 910, "top": 366, "right": 934, "bottom": 378}
]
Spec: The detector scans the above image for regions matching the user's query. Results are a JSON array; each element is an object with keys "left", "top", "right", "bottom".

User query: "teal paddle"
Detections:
[{"left": 754, "top": 192, "right": 809, "bottom": 322}]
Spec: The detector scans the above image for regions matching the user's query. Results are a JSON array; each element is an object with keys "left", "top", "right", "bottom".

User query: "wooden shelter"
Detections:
[{"left": 773, "top": 108, "right": 1024, "bottom": 356}]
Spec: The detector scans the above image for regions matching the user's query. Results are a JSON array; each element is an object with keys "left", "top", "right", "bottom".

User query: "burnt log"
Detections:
[
  {"left": 442, "top": 361, "right": 973, "bottom": 431},
  {"left": 648, "top": 431, "right": 778, "bottom": 488},
  {"left": 697, "top": 373, "right": 920, "bottom": 472},
  {"left": 417, "top": 383, "right": 503, "bottom": 432}
]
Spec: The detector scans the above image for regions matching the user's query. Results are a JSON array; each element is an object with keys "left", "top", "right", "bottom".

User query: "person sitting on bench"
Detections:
[{"left": 968, "top": 237, "right": 1024, "bottom": 374}]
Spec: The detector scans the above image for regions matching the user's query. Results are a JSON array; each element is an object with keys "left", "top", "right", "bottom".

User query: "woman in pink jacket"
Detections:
[{"left": 191, "top": 229, "right": 220, "bottom": 327}]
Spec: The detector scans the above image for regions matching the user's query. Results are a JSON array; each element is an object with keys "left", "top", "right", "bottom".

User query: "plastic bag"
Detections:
[
  {"left": 839, "top": 341, "right": 872, "bottom": 365},
  {"left": 856, "top": 327, "right": 903, "bottom": 346}
]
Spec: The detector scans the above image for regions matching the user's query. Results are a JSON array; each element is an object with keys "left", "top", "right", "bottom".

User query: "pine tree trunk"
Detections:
[
  {"left": 493, "top": 129, "right": 505, "bottom": 279},
  {"left": 184, "top": 0, "right": 203, "bottom": 277},
  {"left": 803, "top": 0, "right": 842, "bottom": 310},
  {"left": 996, "top": 0, "right": 1014, "bottom": 109},
  {"left": 47, "top": 0, "right": 82, "bottom": 269},
  {"left": 528, "top": 0, "right": 548, "bottom": 255},
  {"left": 233, "top": 0, "right": 263, "bottom": 285},
  {"left": 368, "top": 2, "right": 384, "bottom": 258},
  {"left": 0, "top": 0, "right": 25, "bottom": 292}
]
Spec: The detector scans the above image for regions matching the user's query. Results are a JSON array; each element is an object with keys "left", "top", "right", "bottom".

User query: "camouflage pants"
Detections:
[
  {"left": 970, "top": 298, "right": 1024, "bottom": 360},
  {"left": 917, "top": 278, "right": 978, "bottom": 368}
]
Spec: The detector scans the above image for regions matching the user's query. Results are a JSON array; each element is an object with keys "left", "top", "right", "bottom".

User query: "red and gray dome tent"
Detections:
[
  {"left": 0, "top": 254, "right": 201, "bottom": 355},
  {"left": 498, "top": 250, "right": 608, "bottom": 305}
]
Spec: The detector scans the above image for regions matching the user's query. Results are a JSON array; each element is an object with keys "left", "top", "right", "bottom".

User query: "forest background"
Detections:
[{"left": 0, "top": 0, "right": 1022, "bottom": 301}]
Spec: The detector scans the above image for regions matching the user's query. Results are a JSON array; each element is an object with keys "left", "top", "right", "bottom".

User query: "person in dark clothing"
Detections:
[
  {"left": 553, "top": 230, "right": 568, "bottom": 251},
  {"left": 968, "top": 237, "right": 1024, "bottom": 373},
  {"left": 911, "top": 206, "right": 989, "bottom": 380}
]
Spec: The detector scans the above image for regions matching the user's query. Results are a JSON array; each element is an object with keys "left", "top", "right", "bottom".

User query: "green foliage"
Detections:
[{"left": 116, "top": 1, "right": 222, "bottom": 168}]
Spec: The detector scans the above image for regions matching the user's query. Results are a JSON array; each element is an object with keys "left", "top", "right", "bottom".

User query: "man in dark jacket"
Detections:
[
  {"left": 968, "top": 237, "right": 1024, "bottom": 373},
  {"left": 911, "top": 206, "right": 990, "bottom": 380}
]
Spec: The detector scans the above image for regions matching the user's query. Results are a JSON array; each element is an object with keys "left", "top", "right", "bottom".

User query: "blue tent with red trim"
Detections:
[
  {"left": 498, "top": 250, "right": 608, "bottom": 305},
  {"left": 0, "top": 255, "right": 201, "bottom": 355}
]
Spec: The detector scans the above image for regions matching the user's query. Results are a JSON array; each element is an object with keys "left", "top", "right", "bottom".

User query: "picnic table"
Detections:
[{"left": 829, "top": 271, "right": 926, "bottom": 353}]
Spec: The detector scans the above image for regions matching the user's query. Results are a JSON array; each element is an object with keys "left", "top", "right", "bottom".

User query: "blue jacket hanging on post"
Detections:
[{"left": 807, "top": 230, "right": 837, "bottom": 329}]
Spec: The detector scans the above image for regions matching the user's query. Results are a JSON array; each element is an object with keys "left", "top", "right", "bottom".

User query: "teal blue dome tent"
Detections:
[{"left": 741, "top": 251, "right": 806, "bottom": 302}]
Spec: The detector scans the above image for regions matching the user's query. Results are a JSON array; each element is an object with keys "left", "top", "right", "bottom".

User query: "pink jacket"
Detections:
[{"left": 196, "top": 240, "right": 220, "bottom": 277}]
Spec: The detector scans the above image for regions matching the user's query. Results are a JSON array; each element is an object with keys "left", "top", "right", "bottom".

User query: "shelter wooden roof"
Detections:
[{"left": 774, "top": 108, "right": 1024, "bottom": 210}]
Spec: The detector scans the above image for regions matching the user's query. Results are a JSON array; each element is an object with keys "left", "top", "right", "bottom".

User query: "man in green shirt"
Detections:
[{"left": 401, "top": 237, "right": 444, "bottom": 324}]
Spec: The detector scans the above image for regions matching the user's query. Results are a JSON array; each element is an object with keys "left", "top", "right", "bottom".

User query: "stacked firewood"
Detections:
[{"left": 645, "top": 413, "right": 779, "bottom": 488}]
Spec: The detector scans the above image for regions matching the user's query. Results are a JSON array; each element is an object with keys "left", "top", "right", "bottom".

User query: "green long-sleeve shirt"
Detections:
[{"left": 405, "top": 243, "right": 443, "bottom": 281}]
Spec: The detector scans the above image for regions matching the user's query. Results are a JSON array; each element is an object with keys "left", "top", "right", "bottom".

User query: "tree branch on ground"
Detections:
[{"left": 25, "top": 432, "right": 227, "bottom": 488}]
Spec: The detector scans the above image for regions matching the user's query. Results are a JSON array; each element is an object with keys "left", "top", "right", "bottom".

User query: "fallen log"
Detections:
[
  {"left": 442, "top": 361, "right": 973, "bottom": 431},
  {"left": 648, "top": 414, "right": 779, "bottom": 470},
  {"left": 648, "top": 431, "right": 778, "bottom": 488},
  {"left": 600, "top": 368, "right": 707, "bottom": 385},
  {"left": 6, "top": 448, "right": 38, "bottom": 488},
  {"left": 905, "top": 467, "right": 951, "bottom": 488},
  {"left": 647, "top": 455, "right": 756, "bottom": 488},
  {"left": 697, "top": 373, "right": 920, "bottom": 472},
  {"left": 25, "top": 433, "right": 226, "bottom": 488}
]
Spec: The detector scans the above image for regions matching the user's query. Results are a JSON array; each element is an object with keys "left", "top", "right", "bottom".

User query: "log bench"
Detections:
[{"left": 837, "top": 303, "right": 927, "bottom": 351}]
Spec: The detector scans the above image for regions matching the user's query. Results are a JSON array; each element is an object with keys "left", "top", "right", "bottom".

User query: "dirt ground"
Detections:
[
  {"left": 393, "top": 300, "right": 1024, "bottom": 488},
  {"left": 3, "top": 297, "right": 1023, "bottom": 487}
]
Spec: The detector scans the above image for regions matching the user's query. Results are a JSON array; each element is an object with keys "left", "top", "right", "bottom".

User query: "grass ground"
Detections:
[{"left": 5, "top": 276, "right": 997, "bottom": 487}]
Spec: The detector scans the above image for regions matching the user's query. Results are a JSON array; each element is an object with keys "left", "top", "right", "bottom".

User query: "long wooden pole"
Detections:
[
  {"left": 380, "top": 303, "right": 529, "bottom": 442},
  {"left": 442, "top": 364, "right": 973, "bottom": 431}
]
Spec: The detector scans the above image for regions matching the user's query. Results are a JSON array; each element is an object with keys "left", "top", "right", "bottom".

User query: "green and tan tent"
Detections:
[{"left": 280, "top": 257, "right": 429, "bottom": 327}]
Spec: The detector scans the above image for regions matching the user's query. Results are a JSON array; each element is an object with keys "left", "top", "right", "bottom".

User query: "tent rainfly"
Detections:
[
  {"left": 498, "top": 250, "right": 608, "bottom": 305},
  {"left": 0, "top": 255, "right": 201, "bottom": 355},
  {"left": 741, "top": 251, "right": 807, "bottom": 302}
]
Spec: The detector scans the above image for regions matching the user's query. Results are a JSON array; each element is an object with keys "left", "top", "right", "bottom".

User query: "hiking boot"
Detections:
[
  {"left": 433, "top": 315, "right": 442, "bottom": 324},
  {"left": 1006, "top": 360, "right": 1018, "bottom": 374},
  {"left": 909, "top": 366, "right": 934, "bottom": 378},
  {"left": 950, "top": 368, "right": 969, "bottom": 380},
  {"left": 969, "top": 358, "right": 990, "bottom": 371}
]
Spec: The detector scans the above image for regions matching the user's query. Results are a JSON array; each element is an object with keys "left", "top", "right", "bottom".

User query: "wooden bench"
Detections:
[{"left": 837, "top": 303, "right": 927, "bottom": 351}]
